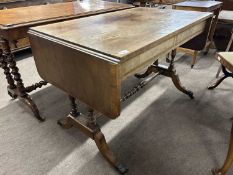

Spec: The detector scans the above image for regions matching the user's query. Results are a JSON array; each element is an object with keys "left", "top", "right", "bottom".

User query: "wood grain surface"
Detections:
[
  {"left": 29, "top": 8, "right": 212, "bottom": 118},
  {"left": 0, "top": 0, "right": 133, "bottom": 29},
  {"left": 0, "top": 0, "right": 25, "bottom": 3},
  {"left": 31, "top": 7, "right": 212, "bottom": 61}
]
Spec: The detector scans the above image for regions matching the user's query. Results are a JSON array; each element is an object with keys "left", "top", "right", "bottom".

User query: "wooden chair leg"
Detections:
[
  {"left": 191, "top": 50, "right": 198, "bottom": 68},
  {"left": 212, "top": 122, "right": 233, "bottom": 175}
]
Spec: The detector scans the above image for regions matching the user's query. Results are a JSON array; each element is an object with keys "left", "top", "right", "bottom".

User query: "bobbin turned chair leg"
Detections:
[
  {"left": 212, "top": 122, "right": 233, "bottom": 175},
  {"left": 58, "top": 95, "right": 128, "bottom": 174}
]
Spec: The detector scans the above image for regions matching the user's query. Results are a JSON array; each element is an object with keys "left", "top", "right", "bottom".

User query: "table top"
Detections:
[
  {"left": 31, "top": 7, "right": 212, "bottom": 62},
  {"left": 173, "top": 1, "right": 222, "bottom": 10},
  {"left": 219, "top": 10, "right": 233, "bottom": 23},
  {"left": 0, "top": 0, "right": 133, "bottom": 29},
  {"left": 0, "top": 0, "right": 25, "bottom": 3},
  {"left": 218, "top": 52, "right": 233, "bottom": 72}
]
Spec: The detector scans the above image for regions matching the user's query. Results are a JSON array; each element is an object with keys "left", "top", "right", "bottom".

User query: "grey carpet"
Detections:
[{"left": 0, "top": 49, "right": 232, "bottom": 175}]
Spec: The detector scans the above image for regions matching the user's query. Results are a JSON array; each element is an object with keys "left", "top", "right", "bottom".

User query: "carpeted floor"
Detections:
[{"left": 0, "top": 49, "right": 232, "bottom": 175}]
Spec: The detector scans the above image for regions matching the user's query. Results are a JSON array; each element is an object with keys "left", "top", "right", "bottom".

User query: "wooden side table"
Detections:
[{"left": 173, "top": 1, "right": 223, "bottom": 68}]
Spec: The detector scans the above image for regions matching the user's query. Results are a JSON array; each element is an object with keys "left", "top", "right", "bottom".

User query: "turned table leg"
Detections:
[
  {"left": 169, "top": 69, "right": 194, "bottom": 99},
  {"left": 94, "top": 131, "right": 128, "bottom": 174},
  {"left": 212, "top": 122, "right": 233, "bottom": 175},
  {"left": 58, "top": 96, "right": 128, "bottom": 174},
  {"left": 1, "top": 39, "right": 44, "bottom": 121},
  {"left": 0, "top": 40, "right": 16, "bottom": 98},
  {"left": 134, "top": 60, "right": 158, "bottom": 79},
  {"left": 68, "top": 95, "right": 80, "bottom": 116},
  {"left": 3, "top": 39, "right": 26, "bottom": 98}
]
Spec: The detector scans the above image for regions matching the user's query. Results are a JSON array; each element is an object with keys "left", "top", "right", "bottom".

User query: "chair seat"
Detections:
[
  {"left": 217, "top": 52, "right": 233, "bottom": 72},
  {"left": 219, "top": 10, "right": 233, "bottom": 24}
]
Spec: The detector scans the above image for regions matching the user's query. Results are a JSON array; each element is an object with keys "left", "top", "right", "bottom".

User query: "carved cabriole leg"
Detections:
[
  {"left": 208, "top": 65, "right": 233, "bottom": 90},
  {"left": 169, "top": 70, "right": 194, "bottom": 99},
  {"left": 134, "top": 50, "right": 194, "bottom": 99},
  {"left": 94, "top": 131, "right": 128, "bottom": 174},
  {"left": 58, "top": 96, "right": 128, "bottom": 174},
  {"left": 134, "top": 60, "right": 159, "bottom": 79},
  {"left": 212, "top": 122, "right": 233, "bottom": 175},
  {"left": 0, "top": 39, "right": 17, "bottom": 98},
  {"left": 208, "top": 75, "right": 229, "bottom": 90},
  {"left": 2, "top": 39, "right": 44, "bottom": 121},
  {"left": 164, "top": 50, "right": 194, "bottom": 99}
]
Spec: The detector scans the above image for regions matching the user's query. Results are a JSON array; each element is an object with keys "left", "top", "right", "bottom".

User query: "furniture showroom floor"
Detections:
[{"left": 0, "top": 49, "right": 232, "bottom": 175}]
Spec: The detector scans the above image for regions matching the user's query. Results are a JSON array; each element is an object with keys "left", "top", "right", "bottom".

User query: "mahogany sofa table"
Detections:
[
  {"left": 173, "top": 1, "right": 223, "bottom": 68},
  {"left": 0, "top": 0, "right": 133, "bottom": 121},
  {"left": 29, "top": 7, "right": 212, "bottom": 173}
]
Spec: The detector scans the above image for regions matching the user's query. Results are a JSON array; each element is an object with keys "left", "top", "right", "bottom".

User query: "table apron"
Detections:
[{"left": 120, "top": 20, "right": 207, "bottom": 80}]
